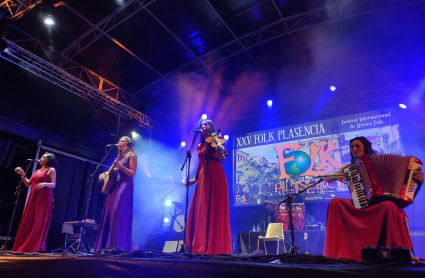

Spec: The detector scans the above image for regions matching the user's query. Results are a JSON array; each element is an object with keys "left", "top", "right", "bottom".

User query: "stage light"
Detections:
[
  {"left": 166, "top": 200, "right": 171, "bottom": 206},
  {"left": 181, "top": 141, "right": 186, "bottom": 147},
  {"left": 202, "top": 114, "right": 207, "bottom": 120},
  {"left": 330, "top": 86, "right": 336, "bottom": 91},
  {"left": 267, "top": 100, "right": 272, "bottom": 106},
  {"left": 182, "top": 179, "right": 185, "bottom": 183},
  {"left": 164, "top": 218, "right": 169, "bottom": 223},
  {"left": 132, "top": 132, "right": 138, "bottom": 138},
  {"left": 44, "top": 16, "right": 54, "bottom": 25},
  {"left": 224, "top": 135, "right": 229, "bottom": 140},
  {"left": 399, "top": 104, "right": 407, "bottom": 109}
]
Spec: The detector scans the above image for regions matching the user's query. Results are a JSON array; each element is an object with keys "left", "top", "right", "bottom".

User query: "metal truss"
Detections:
[
  {"left": 0, "top": 0, "right": 41, "bottom": 21},
  {"left": 131, "top": 0, "right": 425, "bottom": 107},
  {"left": 5, "top": 24, "right": 138, "bottom": 107},
  {"left": 0, "top": 38, "right": 160, "bottom": 131},
  {"left": 59, "top": 0, "right": 158, "bottom": 69},
  {"left": 224, "top": 80, "right": 419, "bottom": 132}
]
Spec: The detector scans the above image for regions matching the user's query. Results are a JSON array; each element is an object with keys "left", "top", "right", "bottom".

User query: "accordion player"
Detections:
[{"left": 344, "top": 154, "right": 423, "bottom": 209}]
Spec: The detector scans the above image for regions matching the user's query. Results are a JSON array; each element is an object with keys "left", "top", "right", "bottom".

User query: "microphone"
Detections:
[
  {"left": 27, "top": 159, "right": 40, "bottom": 163},
  {"left": 106, "top": 144, "right": 118, "bottom": 147},
  {"left": 191, "top": 130, "right": 203, "bottom": 133}
]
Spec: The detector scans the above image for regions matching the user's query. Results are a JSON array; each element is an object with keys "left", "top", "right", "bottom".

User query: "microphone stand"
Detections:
[
  {"left": 1, "top": 161, "right": 34, "bottom": 251},
  {"left": 279, "top": 178, "right": 325, "bottom": 254},
  {"left": 74, "top": 146, "right": 114, "bottom": 253},
  {"left": 179, "top": 131, "right": 199, "bottom": 253}
]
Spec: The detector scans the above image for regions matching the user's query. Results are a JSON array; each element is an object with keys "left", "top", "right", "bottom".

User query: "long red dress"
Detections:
[
  {"left": 185, "top": 144, "right": 233, "bottom": 255},
  {"left": 94, "top": 154, "right": 134, "bottom": 253},
  {"left": 13, "top": 168, "right": 53, "bottom": 252},
  {"left": 323, "top": 198, "right": 413, "bottom": 261}
]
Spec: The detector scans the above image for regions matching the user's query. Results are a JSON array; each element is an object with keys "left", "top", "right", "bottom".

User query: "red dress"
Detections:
[
  {"left": 323, "top": 198, "right": 413, "bottom": 261},
  {"left": 13, "top": 168, "right": 53, "bottom": 252},
  {"left": 185, "top": 144, "right": 232, "bottom": 255}
]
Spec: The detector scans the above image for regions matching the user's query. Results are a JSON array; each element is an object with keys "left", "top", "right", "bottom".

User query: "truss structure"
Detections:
[
  {"left": 129, "top": 0, "right": 425, "bottom": 108},
  {"left": 0, "top": 0, "right": 41, "bottom": 21},
  {"left": 0, "top": 38, "right": 160, "bottom": 131}
]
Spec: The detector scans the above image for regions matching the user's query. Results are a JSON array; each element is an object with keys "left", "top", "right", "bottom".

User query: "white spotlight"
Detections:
[
  {"left": 202, "top": 114, "right": 207, "bottom": 120},
  {"left": 223, "top": 135, "right": 229, "bottom": 140},
  {"left": 399, "top": 104, "right": 407, "bottom": 109},
  {"left": 330, "top": 86, "right": 336, "bottom": 91},
  {"left": 44, "top": 16, "right": 54, "bottom": 25},
  {"left": 132, "top": 132, "right": 138, "bottom": 138},
  {"left": 181, "top": 141, "right": 186, "bottom": 147},
  {"left": 164, "top": 218, "right": 169, "bottom": 223},
  {"left": 165, "top": 200, "right": 171, "bottom": 206},
  {"left": 267, "top": 100, "right": 272, "bottom": 106}
]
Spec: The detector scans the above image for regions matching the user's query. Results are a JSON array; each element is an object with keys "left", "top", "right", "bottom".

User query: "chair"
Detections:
[{"left": 257, "top": 223, "right": 286, "bottom": 255}]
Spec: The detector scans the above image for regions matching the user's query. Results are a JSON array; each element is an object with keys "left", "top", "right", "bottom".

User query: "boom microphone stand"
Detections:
[
  {"left": 1, "top": 161, "right": 34, "bottom": 251},
  {"left": 74, "top": 146, "right": 114, "bottom": 253},
  {"left": 179, "top": 131, "right": 199, "bottom": 253},
  {"left": 279, "top": 178, "right": 325, "bottom": 254}
]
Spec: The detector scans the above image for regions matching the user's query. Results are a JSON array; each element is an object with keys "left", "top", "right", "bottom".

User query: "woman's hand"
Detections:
[
  {"left": 113, "top": 159, "right": 123, "bottom": 170},
  {"left": 35, "top": 183, "right": 45, "bottom": 190},
  {"left": 413, "top": 167, "right": 424, "bottom": 183},
  {"left": 185, "top": 178, "right": 196, "bottom": 187},
  {"left": 99, "top": 172, "right": 108, "bottom": 182},
  {"left": 15, "top": 167, "right": 25, "bottom": 177}
]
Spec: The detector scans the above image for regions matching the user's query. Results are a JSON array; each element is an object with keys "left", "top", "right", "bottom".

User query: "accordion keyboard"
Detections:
[{"left": 344, "top": 164, "right": 369, "bottom": 209}]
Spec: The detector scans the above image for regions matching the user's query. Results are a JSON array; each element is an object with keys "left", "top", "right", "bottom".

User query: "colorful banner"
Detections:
[{"left": 233, "top": 108, "right": 402, "bottom": 206}]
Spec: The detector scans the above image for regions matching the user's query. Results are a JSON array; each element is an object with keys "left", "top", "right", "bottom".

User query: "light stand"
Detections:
[
  {"left": 179, "top": 131, "right": 199, "bottom": 253},
  {"left": 0, "top": 161, "right": 34, "bottom": 251},
  {"left": 279, "top": 178, "right": 325, "bottom": 254}
]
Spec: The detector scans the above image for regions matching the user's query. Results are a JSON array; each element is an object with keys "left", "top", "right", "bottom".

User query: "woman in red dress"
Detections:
[
  {"left": 323, "top": 137, "right": 424, "bottom": 261},
  {"left": 186, "top": 119, "right": 232, "bottom": 255},
  {"left": 13, "top": 152, "right": 57, "bottom": 252}
]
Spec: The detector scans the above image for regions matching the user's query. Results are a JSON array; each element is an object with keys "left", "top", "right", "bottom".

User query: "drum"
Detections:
[
  {"left": 273, "top": 203, "right": 305, "bottom": 230},
  {"left": 173, "top": 214, "right": 185, "bottom": 232}
]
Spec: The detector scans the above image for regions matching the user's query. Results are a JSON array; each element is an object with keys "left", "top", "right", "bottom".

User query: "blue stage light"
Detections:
[
  {"left": 267, "top": 100, "right": 272, "bottom": 106},
  {"left": 166, "top": 200, "right": 171, "bottom": 206},
  {"left": 132, "top": 132, "right": 138, "bottom": 138},
  {"left": 399, "top": 104, "right": 407, "bottom": 109},
  {"left": 224, "top": 135, "right": 229, "bottom": 140},
  {"left": 330, "top": 86, "right": 336, "bottom": 91},
  {"left": 202, "top": 114, "right": 207, "bottom": 120},
  {"left": 164, "top": 218, "right": 169, "bottom": 223},
  {"left": 181, "top": 141, "right": 186, "bottom": 147}
]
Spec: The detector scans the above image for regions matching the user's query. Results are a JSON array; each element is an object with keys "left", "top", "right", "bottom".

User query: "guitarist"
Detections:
[{"left": 94, "top": 136, "right": 137, "bottom": 253}]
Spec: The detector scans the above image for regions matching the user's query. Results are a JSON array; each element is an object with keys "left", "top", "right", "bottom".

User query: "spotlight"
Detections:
[
  {"left": 399, "top": 104, "right": 407, "bottom": 109},
  {"left": 182, "top": 179, "right": 185, "bottom": 183},
  {"left": 181, "top": 141, "right": 186, "bottom": 147},
  {"left": 330, "top": 86, "right": 336, "bottom": 91},
  {"left": 164, "top": 218, "right": 169, "bottom": 223},
  {"left": 165, "top": 200, "right": 171, "bottom": 206},
  {"left": 202, "top": 114, "right": 207, "bottom": 120},
  {"left": 267, "top": 100, "right": 272, "bottom": 106},
  {"left": 223, "top": 135, "right": 229, "bottom": 140},
  {"left": 44, "top": 16, "right": 54, "bottom": 25},
  {"left": 132, "top": 132, "right": 138, "bottom": 138}
]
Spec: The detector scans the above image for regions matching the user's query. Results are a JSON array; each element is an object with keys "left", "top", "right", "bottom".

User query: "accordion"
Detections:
[{"left": 344, "top": 154, "right": 423, "bottom": 209}]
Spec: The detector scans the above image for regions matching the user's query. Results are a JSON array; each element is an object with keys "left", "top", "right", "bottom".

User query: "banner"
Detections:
[{"left": 233, "top": 108, "right": 402, "bottom": 206}]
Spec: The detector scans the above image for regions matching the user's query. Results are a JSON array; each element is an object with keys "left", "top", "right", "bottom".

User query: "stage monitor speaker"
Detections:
[{"left": 361, "top": 246, "right": 411, "bottom": 264}]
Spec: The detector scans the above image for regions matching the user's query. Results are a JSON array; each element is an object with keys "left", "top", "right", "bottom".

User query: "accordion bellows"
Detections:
[{"left": 344, "top": 153, "right": 422, "bottom": 209}]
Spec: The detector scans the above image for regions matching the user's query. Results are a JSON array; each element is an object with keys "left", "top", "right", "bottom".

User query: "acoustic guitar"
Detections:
[{"left": 101, "top": 148, "right": 131, "bottom": 194}]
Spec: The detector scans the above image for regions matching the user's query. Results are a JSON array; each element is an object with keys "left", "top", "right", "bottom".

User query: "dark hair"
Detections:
[
  {"left": 43, "top": 152, "right": 57, "bottom": 167},
  {"left": 200, "top": 119, "right": 216, "bottom": 144},
  {"left": 349, "top": 136, "right": 375, "bottom": 163}
]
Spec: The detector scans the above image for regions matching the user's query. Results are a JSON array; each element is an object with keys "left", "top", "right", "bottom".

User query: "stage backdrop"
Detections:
[{"left": 233, "top": 107, "right": 402, "bottom": 206}]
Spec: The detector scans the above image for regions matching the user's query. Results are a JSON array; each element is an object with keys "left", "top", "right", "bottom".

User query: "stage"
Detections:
[{"left": 1, "top": 250, "right": 424, "bottom": 278}]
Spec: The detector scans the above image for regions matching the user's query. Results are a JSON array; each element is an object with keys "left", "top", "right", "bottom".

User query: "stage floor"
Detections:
[{"left": 1, "top": 251, "right": 425, "bottom": 278}]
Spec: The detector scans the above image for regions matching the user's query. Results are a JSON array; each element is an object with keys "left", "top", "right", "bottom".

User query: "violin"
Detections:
[{"left": 205, "top": 131, "right": 229, "bottom": 157}]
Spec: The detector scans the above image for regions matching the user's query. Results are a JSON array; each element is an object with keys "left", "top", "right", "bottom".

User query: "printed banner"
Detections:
[{"left": 233, "top": 108, "right": 402, "bottom": 206}]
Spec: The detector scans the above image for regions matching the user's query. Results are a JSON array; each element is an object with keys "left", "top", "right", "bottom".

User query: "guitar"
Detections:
[{"left": 101, "top": 147, "right": 131, "bottom": 194}]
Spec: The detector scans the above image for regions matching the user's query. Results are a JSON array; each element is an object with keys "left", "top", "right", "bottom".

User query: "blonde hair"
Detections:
[{"left": 120, "top": 136, "right": 134, "bottom": 155}]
